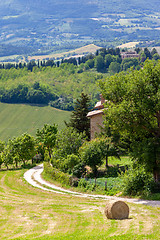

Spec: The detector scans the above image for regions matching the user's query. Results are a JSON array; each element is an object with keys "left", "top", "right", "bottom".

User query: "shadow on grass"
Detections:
[
  {"left": 0, "top": 163, "right": 37, "bottom": 172},
  {"left": 97, "top": 165, "right": 129, "bottom": 178}
]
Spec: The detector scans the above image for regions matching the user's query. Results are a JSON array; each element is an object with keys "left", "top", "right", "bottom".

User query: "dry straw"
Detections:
[{"left": 104, "top": 200, "right": 129, "bottom": 220}]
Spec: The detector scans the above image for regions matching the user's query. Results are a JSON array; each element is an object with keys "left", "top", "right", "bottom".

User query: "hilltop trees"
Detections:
[{"left": 99, "top": 60, "right": 160, "bottom": 183}]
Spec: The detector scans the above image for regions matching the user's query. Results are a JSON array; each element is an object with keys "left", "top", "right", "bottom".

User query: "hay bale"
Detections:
[{"left": 104, "top": 200, "right": 129, "bottom": 220}]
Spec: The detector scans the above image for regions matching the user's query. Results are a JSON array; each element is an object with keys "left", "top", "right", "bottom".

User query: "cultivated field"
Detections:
[
  {"left": 0, "top": 168, "right": 160, "bottom": 240},
  {"left": 0, "top": 103, "right": 70, "bottom": 141},
  {"left": 117, "top": 42, "right": 139, "bottom": 49},
  {"left": 28, "top": 44, "right": 101, "bottom": 61}
]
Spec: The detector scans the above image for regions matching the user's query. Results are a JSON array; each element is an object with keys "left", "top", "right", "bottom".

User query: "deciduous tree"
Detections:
[
  {"left": 36, "top": 124, "right": 58, "bottom": 159},
  {"left": 99, "top": 60, "right": 160, "bottom": 183}
]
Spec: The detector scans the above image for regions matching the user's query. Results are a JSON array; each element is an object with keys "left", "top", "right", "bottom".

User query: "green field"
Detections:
[
  {"left": 0, "top": 168, "right": 160, "bottom": 240},
  {"left": 0, "top": 103, "right": 70, "bottom": 141}
]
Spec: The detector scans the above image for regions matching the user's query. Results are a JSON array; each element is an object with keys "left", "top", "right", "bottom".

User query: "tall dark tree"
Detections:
[
  {"left": 151, "top": 48, "right": 158, "bottom": 57},
  {"left": 95, "top": 55, "right": 105, "bottom": 72},
  {"left": 144, "top": 47, "right": 152, "bottom": 59},
  {"left": 66, "top": 93, "right": 90, "bottom": 139}
]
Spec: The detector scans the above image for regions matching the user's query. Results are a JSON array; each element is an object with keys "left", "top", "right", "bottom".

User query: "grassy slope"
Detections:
[
  {"left": 0, "top": 168, "right": 160, "bottom": 240},
  {"left": 0, "top": 103, "right": 70, "bottom": 141}
]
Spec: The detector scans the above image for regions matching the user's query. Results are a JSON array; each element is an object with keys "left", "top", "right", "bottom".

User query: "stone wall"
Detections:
[{"left": 90, "top": 112, "right": 104, "bottom": 139}]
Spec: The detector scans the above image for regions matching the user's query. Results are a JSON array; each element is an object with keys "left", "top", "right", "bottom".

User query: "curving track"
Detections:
[{"left": 24, "top": 164, "right": 160, "bottom": 207}]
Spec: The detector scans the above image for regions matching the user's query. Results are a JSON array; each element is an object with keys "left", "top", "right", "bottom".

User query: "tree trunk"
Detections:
[
  {"left": 153, "top": 169, "right": 160, "bottom": 183},
  {"left": 106, "top": 156, "right": 108, "bottom": 169},
  {"left": 93, "top": 166, "right": 97, "bottom": 178}
]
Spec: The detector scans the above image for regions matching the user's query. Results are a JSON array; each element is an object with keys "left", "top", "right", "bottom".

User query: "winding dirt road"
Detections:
[{"left": 24, "top": 164, "right": 160, "bottom": 207}]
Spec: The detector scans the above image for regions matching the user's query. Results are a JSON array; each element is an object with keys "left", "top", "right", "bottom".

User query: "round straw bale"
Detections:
[{"left": 104, "top": 200, "right": 129, "bottom": 220}]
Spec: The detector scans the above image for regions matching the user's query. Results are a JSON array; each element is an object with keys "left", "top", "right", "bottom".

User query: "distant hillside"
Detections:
[
  {"left": 0, "top": 0, "right": 159, "bottom": 57},
  {"left": 0, "top": 103, "right": 70, "bottom": 141},
  {"left": 28, "top": 44, "right": 101, "bottom": 61}
]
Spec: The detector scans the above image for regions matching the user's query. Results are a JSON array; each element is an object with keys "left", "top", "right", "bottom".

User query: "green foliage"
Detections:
[
  {"left": 43, "top": 162, "right": 70, "bottom": 186},
  {"left": 105, "top": 54, "right": 114, "bottom": 68},
  {"left": 49, "top": 96, "right": 74, "bottom": 111},
  {"left": 77, "top": 177, "right": 122, "bottom": 194},
  {"left": 1, "top": 133, "right": 35, "bottom": 168},
  {"left": 153, "top": 53, "right": 160, "bottom": 60},
  {"left": 0, "top": 64, "right": 100, "bottom": 108},
  {"left": 52, "top": 127, "right": 85, "bottom": 173},
  {"left": 85, "top": 59, "right": 95, "bottom": 69},
  {"left": 78, "top": 178, "right": 96, "bottom": 191},
  {"left": 121, "top": 166, "right": 155, "bottom": 196},
  {"left": 54, "top": 127, "right": 85, "bottom": 158},
  {"left": 63, "top": 154, "right": 80, "bottom": 173},
  {"left": 121, "top": 58, "right": 139, "bottom": 71},
  {"left": 79, "top": 137, "right": 119, "bottom": 176},
  {"left": 94, "top": 55, "right": 105, "bottom": 72},
  {"left": 72, "top": 162, "right": 86, "bottom": 178},
  {"left": 79, "top": 138, "right": 109, "bottom": 176},
  {"left": 99, "top": 60, "right": 160, "bottom": 182},
  {"left": 1, "top": 142, "right": 14, "bottom": 169},
  {"left": 66, "top": 93, "right": 90, "bottom": 139},
  {"left": 108, "top": 62, "right": 121, "bottom": 74},
  {"left": 0, "top": 141, "right": 5, "bottom": 168},
  {"left": 36, "top": 124, "right": 58, "bottom": 159},
  {"left": 13, "top": 133, "right": 35, "bottom": 166}
]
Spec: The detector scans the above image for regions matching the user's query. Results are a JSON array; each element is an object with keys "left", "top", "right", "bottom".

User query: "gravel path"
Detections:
[{"left": 24, "top": 164, "right": 160, "bottom": 207}]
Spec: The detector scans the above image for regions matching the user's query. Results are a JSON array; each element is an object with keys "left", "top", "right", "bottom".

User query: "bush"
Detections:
[
  {"left": 78, "top": 178, "right": 96, "bottom": 191},
  {"left": 63, "top": 154, "right": 80, "bottom": 173},
  {"left": 121, "top": 166, "right": 155, "bottom": 196},
  {"left": 72, "top": 162, "right": 86, "bottom": 178},
  {"left": 43, "top": 162, "right": 70, "bottom": 186}
]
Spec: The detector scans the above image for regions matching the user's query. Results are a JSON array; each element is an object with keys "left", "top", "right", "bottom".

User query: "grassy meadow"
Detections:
[
  {"left": 0, "top": 168, "right": 160, "bottom": 240},
  {"left": 0, "top": 103, "right": 70, "bottom": 141}
]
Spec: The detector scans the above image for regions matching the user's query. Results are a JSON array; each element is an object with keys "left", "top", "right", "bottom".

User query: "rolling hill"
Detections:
[
  {"left": 0, "top": 103, "right": 70, "bottom": 141},
  {"left": 0, "top": 0, "right": 159, "bottom": 58}
]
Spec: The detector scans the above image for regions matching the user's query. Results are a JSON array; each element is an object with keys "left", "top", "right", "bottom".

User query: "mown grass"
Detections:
[
  {"left": 0, "top": 102, "right": 70, "bottom": 141},
  {"left": 0, "top": 168, "right": 160, "bottom": 240}
]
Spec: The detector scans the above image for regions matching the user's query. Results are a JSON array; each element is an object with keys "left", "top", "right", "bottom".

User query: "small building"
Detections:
[
  {"left": 87, "top": 94, "right": 105, "bottom": 139},
  {"left": 121, "top": 51, "right": 140, "bottom": 59}
]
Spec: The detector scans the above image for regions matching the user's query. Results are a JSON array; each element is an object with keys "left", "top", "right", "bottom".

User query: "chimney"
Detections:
[{"left": 100, "top": 94, "right": 105, "bottom": 104}]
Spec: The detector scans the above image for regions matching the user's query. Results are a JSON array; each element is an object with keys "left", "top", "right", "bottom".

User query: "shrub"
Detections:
[
  {"left": 78, "top": 178, "right": 96, "bottom": 191},
  {"left": 72, "top": 162, "right": 86, "bottom": 178},
  {"left": 121, "top": 166, "right": 155, "bottom": 196},
  {"left": 63, "top": 154, "right": 80, "bottom": 173},
  {"left": 43, "top": 162, "right": 70, "bottom": 186}
]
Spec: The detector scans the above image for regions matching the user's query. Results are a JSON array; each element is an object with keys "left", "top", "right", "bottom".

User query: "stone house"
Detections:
[
  {"left": 120, "top": 51, "right": 140, "bottom": 59},
  {"left": 87, "top": 94, "right": 105, "bottom": 139}
]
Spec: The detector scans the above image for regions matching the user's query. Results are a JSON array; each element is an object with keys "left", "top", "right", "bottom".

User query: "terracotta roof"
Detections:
[{"left": 87, "top": 109, "right": 103, "bottom": 117}]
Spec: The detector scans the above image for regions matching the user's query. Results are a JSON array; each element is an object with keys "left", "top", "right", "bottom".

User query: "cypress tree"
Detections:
[{"left": 66, "top": 93, "right": 90, "bottom": 139}]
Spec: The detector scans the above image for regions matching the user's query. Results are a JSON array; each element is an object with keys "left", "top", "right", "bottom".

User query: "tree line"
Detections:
[{"left": 0, "top": 47, "right": 159, "bottom": 111}]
